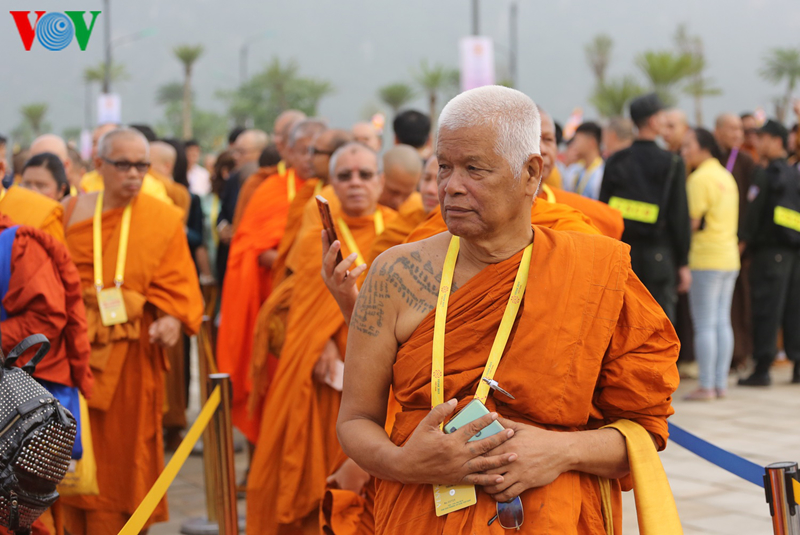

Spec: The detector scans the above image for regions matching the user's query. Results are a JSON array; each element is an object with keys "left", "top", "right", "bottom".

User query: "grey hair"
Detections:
[
  {"left": 288, "top": 118, "right": 328, "bottom": 147},
  {"left": 438, "top": 85, "right": 540, "bottom": 180},
  {"left": 97, "top": 127, "right": 149, "bottom": 159},
  {"left": 329, "top": 142, "right": 381, "bottom": 179}
]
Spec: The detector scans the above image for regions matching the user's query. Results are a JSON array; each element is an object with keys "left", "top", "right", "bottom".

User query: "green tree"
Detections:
[
  {"left": 378, "top": 83, "right": 417, "bottom": 116},
  {"left": 83, "top": 61, "right": 129, "bottom": 85},
  {"left": 155, "top": 82, "right": 226, "bottom": 151},
  {"left": 759, "top": 47, "right": 800, "bottom": 124},
  {"left": 585, "top": 34, "right": 613, "bottom": 85},
  {"left": 220, "top": 58, "right": 334, "bottom": 129},
  {"left": 20, "top": 103, "right": 48, "bottom": 136},
  {"left": 173, "top": 44, "right": 204, "bottom": 139},
  {"left": 635, "top": 50, "right": 699, "bottom": 106},
  {"left": 413, "top": 61, "right": 459, "bottom": 131},
  {"left": 590, "top": 76, "right": 646, "bottom": 118}
]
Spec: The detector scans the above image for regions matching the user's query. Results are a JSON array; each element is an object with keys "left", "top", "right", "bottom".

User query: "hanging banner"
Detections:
[
  {"left": 459, "top": 36, "right": 495, "bottom": 92},
  {"left": 97, "top": 93, "right": 121, "bottom": 125}
]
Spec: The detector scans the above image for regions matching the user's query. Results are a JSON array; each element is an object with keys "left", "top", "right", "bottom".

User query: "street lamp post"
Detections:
[
  {"left": 239, "top": 31, "right": 274, "bottom": 86},
  {"left": 472, "top": 0, "right": 480, "bottom": 35},
  {"left": 509, "top": 1, "right": 518, "bottom": 87},
  {"left": 103, "top": 0, "right": 111, "bottom": 93}
]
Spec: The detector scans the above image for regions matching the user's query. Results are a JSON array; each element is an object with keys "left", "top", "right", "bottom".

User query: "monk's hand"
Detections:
[
  {"left": 149, "top": 315, "right": 182, "bottom": 348},
  {"left": 258, "top": 249, "right": 278, "bottom": 268},
  {"left": 320, "top": 230, "right": 367, "bottom": 324},
  {"left": 326, "top": 458, "right": 371, "bottom": 495},
  {"left": 482, "top": 418, "right": 572, "bottom": 503},
  {"left": 313, "top": 338, "right": 341, "bottom": 385},
  {"left": 393, "top": 399, "right": 517, "bottom": 487}
]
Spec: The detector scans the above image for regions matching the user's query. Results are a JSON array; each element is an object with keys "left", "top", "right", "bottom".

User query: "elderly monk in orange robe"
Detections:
[
  {"left": 247, "top": 129, "right": 354, "bottom": 424},
  {"left": 59, "top": 128, "right": 203, "bottom": 535},
  {"left": 247, "top": 142, "right": 397, "bottom": 535},
  {"left": 217, "top": 119, "right": 327, "bottom": 443},
  {"left": 232, "top": 110, "right": 307, "bottom": 230},
  {"left": 149, "top": 141, "right": 191, "bottom": 217},
  {"left": 537, "top": 110, "right": 624, "bottom": 239},
  {"left": 338, "top": 86, "right": 679, "bottom": 534}
]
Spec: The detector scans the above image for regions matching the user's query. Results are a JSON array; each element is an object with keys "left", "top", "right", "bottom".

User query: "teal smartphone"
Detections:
[{"left": 444, "top": 399, "right": 505, "bottom": 442}]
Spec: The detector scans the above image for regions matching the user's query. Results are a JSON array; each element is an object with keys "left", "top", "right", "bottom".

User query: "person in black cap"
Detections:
[
  {"left": 738, "top": 119, "right": 800, "bottom": 386},
  {"left": 599, "top": 93, "right": 692, "bottom": 323}
]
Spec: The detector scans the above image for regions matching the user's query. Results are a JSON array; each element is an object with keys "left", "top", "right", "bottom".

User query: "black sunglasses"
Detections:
[
  {"left": 309, "top": 146, "right": 333, "bottom": 157},
  {"left": 103, "top": 157, "right": 150, "bottom": 174},
  {"left": 488, "top": 496, "right": 524, "bottom": 530}
]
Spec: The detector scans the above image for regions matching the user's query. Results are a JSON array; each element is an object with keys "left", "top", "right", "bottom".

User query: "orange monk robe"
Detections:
[
  {"left": 272, "top": 179, "right": 322, "bottom": 286},
  {"left": 543, "top": 164, "right": 563, "bottom": 189},
  {"left": 540, "top": 183, "right": 624, "bottom": 239},
  {"left": 247, "top": 204, "right": 397, "bottom": 535},
  {"left": 375, "top": 226, "right": 679, "bottom": 534},
  {"left": 368, "top": 193, "right": 425, "bottom": 265},
  {"left": 0, "top": 186, "right": 65, "bottom": 243},
  {"left": 61, "top": 194, "right": 203, "bottom": 535},
  {"left": 231, "top": 164, "right": 280, "bottom": 233},
  {"left": 216, "top": 171, "right": 304, "bottom": 442}
]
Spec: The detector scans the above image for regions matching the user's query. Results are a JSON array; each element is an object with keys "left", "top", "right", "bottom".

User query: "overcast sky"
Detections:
[{"left": 4, "top": 0, "right": 800, "bottom": 142}]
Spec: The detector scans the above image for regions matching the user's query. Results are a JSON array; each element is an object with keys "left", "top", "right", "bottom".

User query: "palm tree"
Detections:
[
  {"left": 585, "top": 34, "right": 613, "bottom": 85},
  {"left": 174, "top": 44, "right": 205, "bottom": 139},
  {"left": 413, "top": 61, "right": 459, "bottom": 132},
  {"left": 20, "top": 103, "right": 48, "bottom": 136},
  {"left": 84, "top": 61, "right": 129, "bottom": 86},
  {"left": 672, "top": 25, "right": 721, "bottom": 126},
  {"left": 760, "top": 47, "right": 800, "bottom": 124},
  {"left": 378, "top": 83, "right": 417, "bottom": 116},
  {"left": 635, "top": 51, "right": 699, "bottom": 106},
  {"left": 590, "top": 76, "right": 645, "bottom": 118},
  {"left": 683, "top": 75, "right": 722, "bottom": 127}
]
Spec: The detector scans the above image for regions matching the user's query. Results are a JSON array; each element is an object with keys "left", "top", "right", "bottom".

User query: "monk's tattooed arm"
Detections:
[{"left": 351, "top": 268, "right": 389, "bottom": 338}]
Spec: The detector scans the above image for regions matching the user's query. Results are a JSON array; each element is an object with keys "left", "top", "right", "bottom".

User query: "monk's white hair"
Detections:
[
  {"left": 438, "top": 85, "right": 540, "bottom": 180},
  {"left": 329, "top": 142, "right": 381, "bottom": 179},
  {"left": 97, "top": 127, "right": 149, "bottom": 159}
]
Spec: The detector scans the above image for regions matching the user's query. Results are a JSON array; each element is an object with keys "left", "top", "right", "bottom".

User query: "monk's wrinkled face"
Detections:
[
  {"left": 437, "top": 124, "right": 541, "bottom": 238},
  {"left": 288, "top": 134, "right": 315, "bottom": 180},
  {"left": 420, "top": 156, "right": 439, "bottom": 214},
  {"left": 95, "top": 136, "right": 149, "bottom": 201},
  {"left": 539, "top": 114, "right": 558, "bottom": 181},
  {"left": 21, "top": 166, "right": 65, "bottom": 201},
  {"left": 379, "top": 165, "right": 419, "bottom": 211},
  {"left": 331, "top": 148, "right": 384, "bottom": 217}
]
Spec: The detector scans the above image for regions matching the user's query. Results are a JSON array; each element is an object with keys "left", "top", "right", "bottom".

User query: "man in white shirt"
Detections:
[{"left": 186, "top": 139, "right": 211, "bottom": 196}]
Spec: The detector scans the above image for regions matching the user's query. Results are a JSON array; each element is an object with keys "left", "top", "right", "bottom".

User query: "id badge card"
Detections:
[
  {"left": 433, "top": 483, "right": 477, "bottom": 516},
  {"left": 98, "top": 287, "right": 128, "bottom": 326}
]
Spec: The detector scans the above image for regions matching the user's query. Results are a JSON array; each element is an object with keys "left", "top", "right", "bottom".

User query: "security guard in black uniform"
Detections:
[
  {"left": 599, "top": 93, "right": 692, "bottom": 323},
  {"left": 738, "top": 120, "right": 800, "bottom": 386}
]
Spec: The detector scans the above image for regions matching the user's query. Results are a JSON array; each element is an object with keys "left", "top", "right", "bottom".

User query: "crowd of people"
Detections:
[{"left": 0, "top": 83, "right": 798, "bottom": 534}]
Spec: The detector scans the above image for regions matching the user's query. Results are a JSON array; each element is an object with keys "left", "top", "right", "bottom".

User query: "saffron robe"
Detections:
[
  {"left": 272, "top": 179, "right": 322, "bottom": 286},
  {"left": 540, "top": 184, "right": 625, "bottom": 239},
  {"left": 0, "top": 216, "right": 93, "bottom": 395},
  {"left": 231, "top": 165, "right": 280, "bottom": 233},
  {"left": 216, "top": 170, "right": 304, "bottom": 442},
  {"left": 0, "top": 186, "right": 65, "bottom": 243},
  {"left": 368, "top": 193, "right": 426, "bottom": 265},
  {"left": 246, "top": 205, "right": 395, "bottom": 535},
  {"left": 374, "top": 226, "right": 679, "bottom": 534},
  {"left": 61, "top": 194, "right": 202, "bottom": 534}
]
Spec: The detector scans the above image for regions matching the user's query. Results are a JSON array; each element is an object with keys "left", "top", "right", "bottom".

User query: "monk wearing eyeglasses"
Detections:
[
  {"left": 60, "top": 128, "right": 203, "bottom": 535},
  {"left": 337, "top": 86, "right": 680, "bottom": 534}
]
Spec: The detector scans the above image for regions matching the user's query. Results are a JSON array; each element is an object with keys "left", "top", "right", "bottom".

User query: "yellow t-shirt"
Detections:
[
  {"left": 687, "top": 158, "right": 740, "bottom": 271},
  {"left": 79, "top": 170, "right": 173, "bottom": 205}
]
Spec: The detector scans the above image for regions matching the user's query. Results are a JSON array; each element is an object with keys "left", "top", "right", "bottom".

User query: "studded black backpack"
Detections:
[{"left": 0, "top": 334, "right": 77, "bottom": 535}]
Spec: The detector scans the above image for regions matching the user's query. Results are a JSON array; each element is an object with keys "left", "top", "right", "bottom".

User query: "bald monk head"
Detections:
[
  {"left": 714, "top": 113, "right": 745, "bottom": 153},
  {"left": 352, "top": 122, "right": 382, "bottom": 152},
  {"left": 150, "top": 141, "right": 177, "bottom": 179},
  {"left": 91, "top": 123, "right": 119, "bottom": 159},
  {"left": 286, "top": 119, "right": 328, "bottom": 180},
  {"left": 662, "top": 109, "right": 689, "bottom": 152},
  {"left": 380, "top": 145, "right": 423, "bottom": 210},
  {"left": 94, "top": 128, "right": 150, "bottom": 204},
  {"left": 538, "top": 109, "right": 559, "bottom": 184},
  {"left": 30, "top": 134, "right": 71, "bottom": 177},
  {"left": 329, "top": 142, "right": 385, "bottom": 218},
  {"left": 233, "top": 129, "right": 269, "bottom": 169},
  {"left": 437, "top": 86, "right": 543, "bottom": 240},
  {"left": 603, "top": 117, "right": 635, "bottom": 158},
  {"left": 310, "top": 129, "right": 354, "bottom": 182},
  {"left": 273, "top": 110, "right": 307, "bottom": 159},
  {"left": 420, "top": 156, "right": 439, "bottom": 214}
]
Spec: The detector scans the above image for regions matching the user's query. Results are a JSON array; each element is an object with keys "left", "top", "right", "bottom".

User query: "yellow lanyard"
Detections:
[
  {"left": 210, "top": 194, "right": 220, "bottom": 245},
  {"left": 541, "top": 183, "right": 556, "bottom": 203},
  {"left": 575, "top": 157, "right": 603, "bottom": 195},
  {"left": 93, "top": 192, "right": 133, "bottom": 290},
  {"left": 337, "top": 210, "right": 384, "bottom": 266},
  {"left": 286, "top": 168, "right": 296, "bottom": 202},
  {"left": 314, "top": 181, "right": 323, "bottom": 195},
  {"left": 432, "top": 236, "right": 533, "bottom": 423},
  {"left": 0, "top": 188, "right": 5, "bottom": 202},
  {"left": 70, "top": 185, "right": 78, "bottom": 197}
]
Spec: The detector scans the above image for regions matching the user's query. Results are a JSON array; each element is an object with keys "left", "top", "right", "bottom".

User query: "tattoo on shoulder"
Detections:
[{"left": 351, "top": 270, "right": 390, "bottom": 338}]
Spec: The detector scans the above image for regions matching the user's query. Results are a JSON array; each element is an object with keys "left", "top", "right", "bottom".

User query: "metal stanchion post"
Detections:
[
  {"left": 209, "top": 373, "right": 240, "bottom": 535},
  {"left": 181, "top": 313, "right": 219, "bottom": 534},
  {"left": 765, "top": 462, "right": 800, "bottom": 535}
]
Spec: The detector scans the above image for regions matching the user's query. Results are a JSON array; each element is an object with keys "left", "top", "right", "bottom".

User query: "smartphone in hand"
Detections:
[{"left": 316, "top": 195, "right": 344, "bottom": 265}]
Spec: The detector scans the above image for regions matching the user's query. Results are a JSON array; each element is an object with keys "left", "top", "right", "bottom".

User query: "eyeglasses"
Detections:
[
  {"left": 335, "top": 169, "right": 377, "bottom": 182},
  {"left": 488, "top": 496, "right": 524, "bottom": 530},
  {"left": 309, "top": 146, "right": 333, "bottom": 157},
  {"left": 103, "top": 158, "right": 150, "bottom": 174}
]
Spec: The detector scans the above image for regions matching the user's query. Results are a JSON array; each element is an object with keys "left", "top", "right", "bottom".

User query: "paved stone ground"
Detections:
[{"left": 151, "top": 364, "right": 799, "bottom": 534}]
